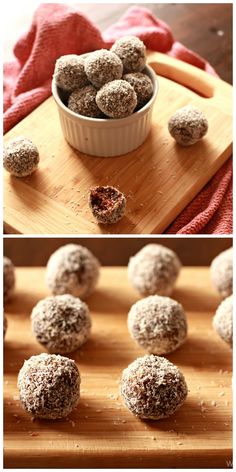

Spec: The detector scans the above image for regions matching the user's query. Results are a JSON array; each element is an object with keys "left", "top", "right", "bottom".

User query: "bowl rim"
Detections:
[{"left": 51, "top": 63, "right": 159, "bottom": 125}]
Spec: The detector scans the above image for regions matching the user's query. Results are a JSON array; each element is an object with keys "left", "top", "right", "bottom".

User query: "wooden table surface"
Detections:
[
  {"left": 4, "top": 3, "right": 232, "bottom": 83},
  {"left": 4, "top": 267, "right": 232, "bottom": 468}
]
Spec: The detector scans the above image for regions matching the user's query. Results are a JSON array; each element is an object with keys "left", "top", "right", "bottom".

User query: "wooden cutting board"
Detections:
[
  {"left": 4, "top": 267, "right": 232, "bottom": 468},
  {"left": 4, "top": 52, "right": 232, "bottom": 235}
]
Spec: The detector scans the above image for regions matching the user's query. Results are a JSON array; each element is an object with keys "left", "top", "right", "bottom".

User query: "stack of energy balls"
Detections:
[{"left": 53, "top": 36, "right": 154, "bottom": 119}]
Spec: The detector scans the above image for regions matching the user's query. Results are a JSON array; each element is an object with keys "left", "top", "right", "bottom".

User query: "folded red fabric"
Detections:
[
  {"left": 166, "top": 158, "right": 232, "bottom": 234},
  {"left": 3, "top": 4, "right": 232, "bottom": 234},
  {"left": 4, "top": 3, "right": 105, "bottom": 132}
]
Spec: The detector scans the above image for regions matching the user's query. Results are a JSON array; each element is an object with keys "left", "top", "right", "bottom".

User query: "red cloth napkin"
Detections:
[{"left": 3, "top": 4, "right": 232, "bottom": 234}]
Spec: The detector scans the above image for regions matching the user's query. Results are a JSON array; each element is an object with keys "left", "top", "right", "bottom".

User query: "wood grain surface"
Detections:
[
  {"left": 3, "top": 53, "right": 232, "bottom": 235},
  {"left": 4, "top": 267, "right": 232, "bottom": 468}
]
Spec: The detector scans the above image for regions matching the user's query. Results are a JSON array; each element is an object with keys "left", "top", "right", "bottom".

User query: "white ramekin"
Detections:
[{"left": 52, "top": 64, "right": 158, "bottom": 157}]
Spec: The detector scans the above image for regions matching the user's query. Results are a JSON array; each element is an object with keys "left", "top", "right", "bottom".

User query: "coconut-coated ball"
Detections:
[
  {"left": 168, "top": 105, "right": 208, "bottom": 146},
  {"left": 31, "top": 294, "right": 91, "bottom": 354},
  {"left": 210, "top": 247, "right": 233, "bottom": 298},
  {"left": 3, "top": 137, "right": 40, "bottom": 177},
  {"left": 46, "top": 244, "right": 100, "bottom": 299},
  {"left": 18, "top": 353, "right": 80, "bottom": 419},
  {"left": 54, "top": 55, "right": 89, "bottom": 91},
  {"left": 213, "top": 295, "right": 233, "bottom": 348},
  {"left": 120, "top": 355, "right": 188, "bottom": 419},
  {"left": 84, "top": 49, "right": 123, "bottom": 88},
  {"left": 68, "top": 85, "right": 104, "bottom": 118},
  {"left": 96, "top": 79, "right": 137, "bottom": 119},
  {"left": 4, "top": 256, "right": 15, "bottom": 302},
  {"left": 128, "top": 244, "right": 181, "bottom": 297},
  {"left": 111, "top": 36, "right": 146, "bottom": 73},
  {"left": 123, "top": 72, "right": 153, "bottom": 108},
  {"left": 128, "top": 295, "right": 187, "bottom": 355}
]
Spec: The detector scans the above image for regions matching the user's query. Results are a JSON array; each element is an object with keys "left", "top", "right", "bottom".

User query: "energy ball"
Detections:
[
  {"left": 18, "top": 353, "right": 80, "bottom": 419},
  {"left": 213, "top": 295, "right": 233, "bottom": 348},
  {"left": 4, "top": 313, "right": 8, "bottom": 339},
  {"left": 210, "top": 247, "right": 233, "bottom": 298},
  {"left": 111, "top": 36, "right": 146, "bottom": 73},
  {"left": 120, "top": 355, "right": 188, "bottom": 419},
  {"left": 128, "top": 244, "right": 181, "bottom": 297},
  {"left": 123, "top": 72, "right": 153, "bottom": 108},
  {"left": 54, "top": 54, "right": 89, "bottom": 91},
  {"left": 4, "top": 256, "right": 15, "bottom": 302},
  {"left": 68, "top": 85, "right": 104, "bottom": 118},
  {"left": 168, "top": 105, "right": 208, "bottom": 146},
  {"left": 3, "top": 137, "right": 40, "bottom": 177},
  {"left": 46, "top": 244, "right": 100, "bottom": 299},
  {"left": 84, "top": 49, "right": 123, "bottom": 88},
  {"left": 213, "top": 295, "right": 233, "bottom": 347},
  {"left": 31, "top": 294, "right": 91, "bottom": 354},
  {"left": 96, "top": 80, "right": 137, "bottom": 119},
  {"left": 128, "top": 295, "right": 187, "bottom": 355},
  {"left": 89, "top": 185, "right": 126, "bottom": 224}
]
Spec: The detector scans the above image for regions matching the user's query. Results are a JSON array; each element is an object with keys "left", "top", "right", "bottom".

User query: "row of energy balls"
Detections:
[{"left": 4, "top": 244, "right": 232, "bottom": 421}]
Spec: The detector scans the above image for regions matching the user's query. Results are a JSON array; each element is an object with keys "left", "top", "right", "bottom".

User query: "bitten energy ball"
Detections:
[
  {"left": 31, "top": 294, "right": 91, "bottom": 354},
  {"left": 46, "top": 244, "right": 100, "bottom": 299},
  {"left": 68, "top": 85, "right": 104, "bottom": 118},
  {"left": 210, "top": 247, "right": 233, "bottom": 298},
  {"left": 168, "top": 105, "right": 208, "bottom": 146},
  {"left": 213, "top": 295, "right": 233, "bottom": 348},
  {"left": 120, "top": 355, "right": 188, "bottom": 419},
  {"left": 3, "top": 137, "right": 40, "bottom": 177},
  {"left": 18, "top": 353, "right": 80, "bottom": 419},
  {"left": 54, "top": 55, "right": 89, "bottom": 91},
  {"left": 123, "top": 72, "right": 153, "bottom": 108},
  {"left": 84, "top": 49, "right": 123, "bottom": 88},
  {"left": 4, "top": 257, "right": 15, "bottom": 302},
  {"left": 89, "top": 185, "right": 126, "bottom": 224},
  {"left": 96, "top": 80, "right": 137, "bottom": 119},
  {"left": 111, "top": 36, "right": 146, "bottom": 73},
  {"left": 128, "top": 244, "right": 181, "bottom": 297},
  {"left": 128, "top": 295, "right": 187, "bottom": 355}
]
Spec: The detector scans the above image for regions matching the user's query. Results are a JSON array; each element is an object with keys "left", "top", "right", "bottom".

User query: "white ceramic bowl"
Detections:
[{"left": 52, "top": 64, "right": 158, "bottom": 157}]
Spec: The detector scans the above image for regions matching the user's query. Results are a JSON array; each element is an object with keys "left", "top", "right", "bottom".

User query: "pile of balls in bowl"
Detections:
[{"left": 53, "top": 36, "right": 154, "bottom": 119}]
